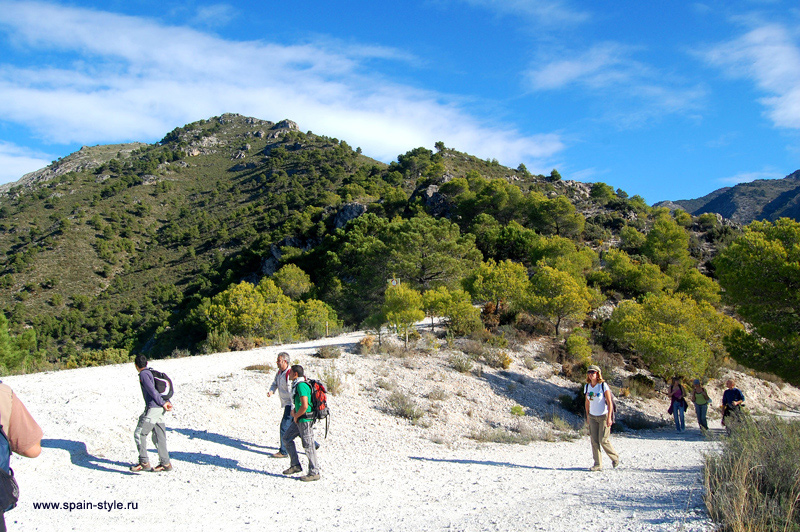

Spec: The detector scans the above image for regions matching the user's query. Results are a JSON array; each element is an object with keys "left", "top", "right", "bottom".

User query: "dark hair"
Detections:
[
  {"left": 134, "top": 354, "right": 148, "bottom": 369},
  {"left": 290, "top": 364, "right": 304, "bottom": 378}
]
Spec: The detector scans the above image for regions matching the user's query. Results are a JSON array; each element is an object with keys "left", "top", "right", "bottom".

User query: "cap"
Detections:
[{"left": 587, "top": 365, "right": 601, "bottom": 373}]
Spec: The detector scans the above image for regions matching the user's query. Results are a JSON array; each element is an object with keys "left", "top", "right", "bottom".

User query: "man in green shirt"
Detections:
[{"left": 281, "top": 365, "right": 320, "bottom": 482}]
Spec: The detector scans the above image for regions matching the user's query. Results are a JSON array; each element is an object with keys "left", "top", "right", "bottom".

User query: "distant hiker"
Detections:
[
  {"left": 281, "top": 365, "right": 320, "bottom": 482},
  {"left": 691, "top": 379, "right": 710, "bottom": 431},
  {"left": 266, "top": 352, "right": 293, "bottom": 458},
  {"left": 721, "top": 379, "right": 745, "bottom": 431},
  {"left": 0, "top": 382, "right": 42, "bottom": 532},
  {"left": 130, "top": 354, "right": 173, "bottom": 472},
  {"left": 584, "top": 365, "right": 620, "bottom": 472},
  {"left": 668, "top": 377, "right": 687, "bottom": 432}
]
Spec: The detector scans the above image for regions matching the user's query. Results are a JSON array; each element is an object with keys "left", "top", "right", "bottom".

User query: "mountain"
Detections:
[
  {"left": 656, "top": 170, "right": 800, "bottom": 224},
  {"left": 0, "top": 113, "right": 732, "bottom": 374}
]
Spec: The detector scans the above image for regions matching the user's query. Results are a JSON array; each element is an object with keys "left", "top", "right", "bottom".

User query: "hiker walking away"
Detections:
[
  {"left": 584, "top": 365, "right": 620, "bottom": 472},
  {"left": 131, "top": 355, "right": 173, "bottom": 472},
  {"left": 668, "top": 377, "right": 687, "bottom": 432},
  {"left": 691, "top": 379, "right": 710, "bottom": 431},
  {"left": 281, "top": 365, "right": 320, "bottom": 482},
  {"left": 0, "top": 382, "right": 42, "bottom": 532},
  {"left": 721, "top": 378, "right": 745, "bottom": 431},
  {"left": 266, "top": 352, "right": 293, "bottom": 458}
]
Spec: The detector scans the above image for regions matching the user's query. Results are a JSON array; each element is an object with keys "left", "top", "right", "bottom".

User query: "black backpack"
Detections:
[{"left": 149, "top": 369, "right": 174, "bottom": 401}]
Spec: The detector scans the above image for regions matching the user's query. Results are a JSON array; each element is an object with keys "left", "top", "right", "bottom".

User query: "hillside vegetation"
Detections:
[{"left": 0, "top": 114, "right": 796, "bottom": 386}]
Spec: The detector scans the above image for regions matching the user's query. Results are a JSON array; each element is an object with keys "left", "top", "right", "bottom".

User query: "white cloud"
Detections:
[
  {"left": 527, "top": 42, "right": 638, "bottom": 90},
  {"left": 0, "top": 1, "right": 564, "bottom": 170},
  {"left": 717, "top": 169, "right": 785, "bottom": 184},
  {"left": 191, "top": 4, "right": 238, "bottom": 28},
  {"left": 703, "top": 23, "right": 800, "bottom": 128},
  {"left": 456, "top": 0, "right": 590, "bottom": 26},
  {"left": 0, "top": 142, "right": 53, "bottom": 184},
  {"left": 526, "top": 43, "right": 706, "bottom": 125}
]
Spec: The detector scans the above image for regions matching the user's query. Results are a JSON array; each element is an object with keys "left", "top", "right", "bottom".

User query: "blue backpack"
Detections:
[{"left": 0, "top": 424, "right": 19, "bottom": 512}]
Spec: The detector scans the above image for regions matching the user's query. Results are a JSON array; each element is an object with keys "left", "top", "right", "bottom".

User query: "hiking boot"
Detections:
[
  {"left": 283, "top": 465, "right": 303, "bottom": 475},
  {"left": 612, "top": 459, "right": 620, "bottom": 469},
  {"left": 589, "top": 465, "right": 602, "bottom": 472},
  {"left": 270, "top": 452, "right": 288, "bottom": 458},
  {"left": 153, "top": 463, "right": 173, "bottom": 472},
  {"left": 129, "top": 462, "right": 152, "bottom": 472},
  {"left": 299, "top": 473, "right": 320, "bottom": 482}
]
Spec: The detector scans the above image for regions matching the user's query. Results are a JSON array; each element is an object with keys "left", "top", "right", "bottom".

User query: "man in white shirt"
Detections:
[{"left": 266, "top": 352, "right": 293, "bottom": 458}]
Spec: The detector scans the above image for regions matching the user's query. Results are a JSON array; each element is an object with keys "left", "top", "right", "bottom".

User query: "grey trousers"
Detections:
[
  {"left": 134, "top": 407, "right": 170, "bottom": 466},
  {"left": 283, "top": 420, "right": 320, "bottom": 475}
]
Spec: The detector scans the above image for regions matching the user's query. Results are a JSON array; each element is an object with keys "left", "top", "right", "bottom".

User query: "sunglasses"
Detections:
[{"left": 587, "top": 370, "right": 598, "bottom": 374}]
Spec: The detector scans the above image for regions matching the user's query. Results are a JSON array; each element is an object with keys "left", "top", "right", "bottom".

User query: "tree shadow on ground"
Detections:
[
  {"left": 481, "top": 370, "right": 581, "bottom": 421},
  {"left": 409, "top": 455, "right": 586, "bottom": 472},
  {"left": 42, "top": 438, "right": 136, "bottom": 475},
  {"left": 168, "top": 427, "right": 275, "bottom": 456}
]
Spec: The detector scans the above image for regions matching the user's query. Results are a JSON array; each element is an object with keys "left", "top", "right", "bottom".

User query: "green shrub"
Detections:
[
  {"left": 510, "top": 405, "right": 526, "bottom": 416},
  {"left": 469, "top": 426, "right": 535, "bottom": 444},
  {"left": 314, "top": 345, "right": 341, "bottom": 359},
  {"left": 482, "top": 350, "right": 513, "bottom": 369},
  {"left": 244, "top": 363, "right": 273, "bottom": 373},
  {"left": 565, "top": 333, "right": 592, "bottom": 365},
  {"left": 72, "top": 348, "right": 132, "bottom": 368},
  {"left": 625, "top": 373, "right": 655, "bottom": 397},
  {"left": 202, "top": 329, "right": 232, "bottom": 354},
  {"left": 320, "top": 364, "right": 344, "bottom": 395},
  {"left": 228, "top": 336, "right": 254, "bottom": 351},
  {"left": 449, "top": 353, "right": 474, "bottom": 373},
  {"left": 387, "top": 390, "right": 424, "bottom": 421}
]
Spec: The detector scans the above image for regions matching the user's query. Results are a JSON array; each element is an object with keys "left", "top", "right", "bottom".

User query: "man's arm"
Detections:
[
  {"left": 8, "top": 392, "right": 43, "bottom": 458},
  {"left": 140, "top": 370, "right": 165, "bottom": 407},
  {"left": 293, "top": 395, "right": 309, "bottom": 423}
]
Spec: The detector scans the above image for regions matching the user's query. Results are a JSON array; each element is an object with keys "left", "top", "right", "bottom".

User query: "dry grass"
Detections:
[
  {"left": 387, "top": 390, "right": 424, "bottom": 421},
  {"left": 244, "top": 363, "right": 274, "bottom": 373},
  {"left": 704, "top": 416, "right": 800, "bottom": 532}
]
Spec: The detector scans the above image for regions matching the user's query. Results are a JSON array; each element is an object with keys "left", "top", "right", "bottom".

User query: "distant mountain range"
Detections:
[{"left": 656, "top": 170, "right": 800, "bottom": 224}]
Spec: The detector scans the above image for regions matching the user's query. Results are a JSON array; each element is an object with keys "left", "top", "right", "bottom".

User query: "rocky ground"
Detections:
[{"left": 4, "top": 329, "right": 799, "bottom": 532}]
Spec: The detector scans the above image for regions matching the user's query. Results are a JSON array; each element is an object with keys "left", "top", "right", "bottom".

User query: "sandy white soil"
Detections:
[{"left": 3, "top": 331, "right": 797, "bottom": 532}]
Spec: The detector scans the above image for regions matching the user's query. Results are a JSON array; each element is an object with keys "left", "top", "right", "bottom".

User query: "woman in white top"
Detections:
[{"left": 584, "top": 364, "right": 620, "bottom": 471}]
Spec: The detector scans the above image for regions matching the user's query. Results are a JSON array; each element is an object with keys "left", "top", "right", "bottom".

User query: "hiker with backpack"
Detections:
[
  {"left": 0, "top": 382, "right": 42, "bottom": 532},
  {"left": 584, "top": 365, "right": 620, "bottom": 472},
  {"left": 281, "top": 365, "right": 320, "bottom": 482},
  {"left": 130, "top": 354, "right": 173, "bottom": 473},
  {"left": 266, "top": 352, "right": 293, "bottom": 459}
]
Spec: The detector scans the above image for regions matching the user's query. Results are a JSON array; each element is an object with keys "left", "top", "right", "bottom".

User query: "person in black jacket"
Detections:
[{"left": 130, "top": 354, "right": 173, "bottom": 472}]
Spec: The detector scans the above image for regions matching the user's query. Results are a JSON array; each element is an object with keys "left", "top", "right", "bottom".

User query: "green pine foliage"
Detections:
[{"left": 0, "top": 112, "right": 779, "bottom": 385}]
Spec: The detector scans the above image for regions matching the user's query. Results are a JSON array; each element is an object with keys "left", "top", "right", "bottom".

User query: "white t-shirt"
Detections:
[{"left": 585, "top": 382, "right": 609, "bottom": 416}]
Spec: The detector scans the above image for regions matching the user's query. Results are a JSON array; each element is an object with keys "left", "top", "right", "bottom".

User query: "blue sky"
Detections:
[{"left": 1, "top": 0, "right": 799, "bottom": 203}]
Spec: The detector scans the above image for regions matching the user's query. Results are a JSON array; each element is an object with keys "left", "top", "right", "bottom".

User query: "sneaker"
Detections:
[
  {"left": 129, "top": 462, "right": 152, "bottom": 472},
  {"left": 153, "top": 463, "right": 173, "bottom": 472},
  {"left": 299, "top": 473, "right": 320, "bottom": 482},
  {"left": 283, "top": 465, "right": 303, "bottom": 475},
  {"left": 589, "top": 465, "right": 602, "bottom": 472},
  {"left": 270, "top": 452, "right": 288, "bottom": 458},
  {"left": 612, "top": 459, "right": 620, "bottom": 469}
]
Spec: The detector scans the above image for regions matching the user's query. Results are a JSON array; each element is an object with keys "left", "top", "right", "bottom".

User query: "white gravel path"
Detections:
[{"left": 2, "top": 332, "right": 721, "bottom": 532}]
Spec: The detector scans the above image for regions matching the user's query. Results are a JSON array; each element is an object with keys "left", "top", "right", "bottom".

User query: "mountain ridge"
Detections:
[{"left": 657, "top": 170, "right": 800, "bottom": 224}]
